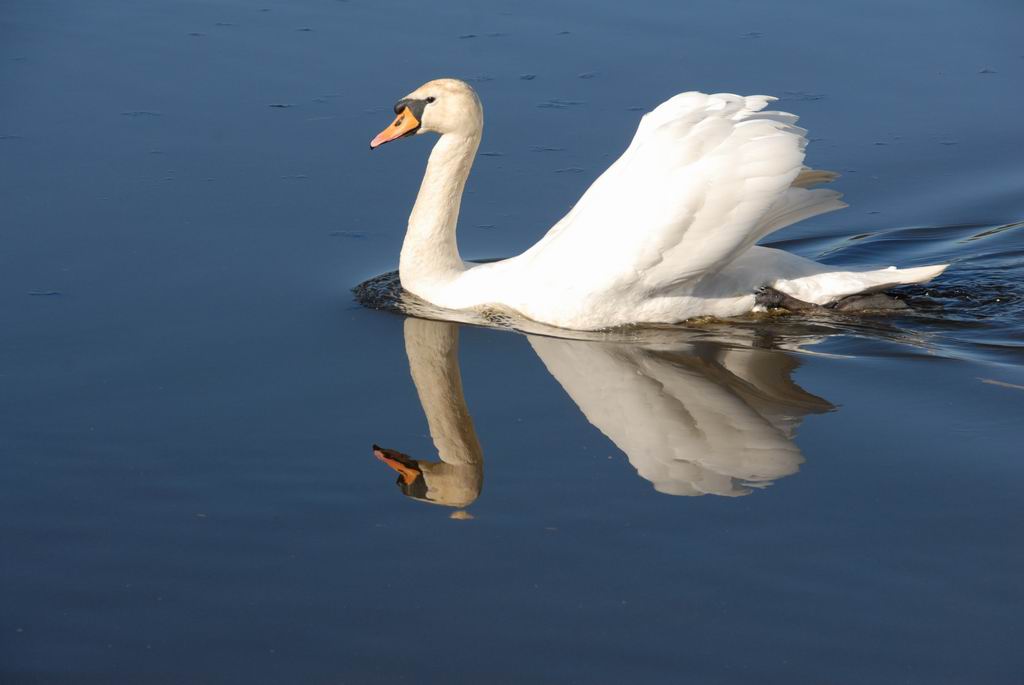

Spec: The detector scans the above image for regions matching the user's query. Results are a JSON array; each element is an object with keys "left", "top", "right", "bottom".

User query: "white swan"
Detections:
[{"left": 370, "top": 79, "right": 947, "bottom": 331}]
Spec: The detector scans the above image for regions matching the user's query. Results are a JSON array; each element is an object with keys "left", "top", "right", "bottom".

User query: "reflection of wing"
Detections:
[{"left": 528, "top": 336, "right": 832, "bottom": 496}]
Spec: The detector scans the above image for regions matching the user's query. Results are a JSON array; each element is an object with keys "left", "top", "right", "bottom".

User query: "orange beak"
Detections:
[
  {"left": 373, "top": 445, "right": 421, "bottom": 485},
  {"left": 370, "top": 107, "right": 421, "bottom": 149}
]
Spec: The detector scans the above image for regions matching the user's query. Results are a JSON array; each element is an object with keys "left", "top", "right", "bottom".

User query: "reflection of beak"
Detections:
[
  {"left": 372, "top": 444, "right": 421, "bottom": 485},
  {"left": 369, "top": 107, "right": 421, "bottom": 149}
]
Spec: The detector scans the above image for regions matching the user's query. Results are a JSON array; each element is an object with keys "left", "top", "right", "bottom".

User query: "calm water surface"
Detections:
[{"left": 2, "top": 0, "right": 1023, "bottom": 682}]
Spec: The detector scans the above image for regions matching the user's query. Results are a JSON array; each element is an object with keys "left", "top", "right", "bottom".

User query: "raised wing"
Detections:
[{"left": 517, "top": 92, "right": 843, "bottom": 297}]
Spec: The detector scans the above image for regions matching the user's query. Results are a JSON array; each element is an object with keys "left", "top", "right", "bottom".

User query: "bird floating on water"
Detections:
[{"left": 369, "top": 79, "right": 947, "bottom": 331}]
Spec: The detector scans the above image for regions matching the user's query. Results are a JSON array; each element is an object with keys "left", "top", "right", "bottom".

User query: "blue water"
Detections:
[{"left": 2, "top": 0, "right": 1023, "bottom": 682}]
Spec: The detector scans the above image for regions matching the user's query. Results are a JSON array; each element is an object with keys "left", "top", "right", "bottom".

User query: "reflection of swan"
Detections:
[
  {"left": 375, "top": 317, "right": 832, "bottom": 504},
  {"left": 528, "top": 337, "right": 832, "bottom": 496},
  {"left": 368, "top": 78, "right": 947, "bottom": 330},
  {"left": 373, "top": 319, "right": 483, "bottom": 507}
]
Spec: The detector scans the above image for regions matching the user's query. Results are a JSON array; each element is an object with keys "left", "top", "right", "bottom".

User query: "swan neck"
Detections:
[{"left": 400, "top": 132, "right": 480, "bottom": 287}]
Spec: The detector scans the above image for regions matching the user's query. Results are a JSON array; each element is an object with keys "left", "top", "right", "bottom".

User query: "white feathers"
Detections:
[
  {"left": 519, "top": 93, "right": 835, "bottom": 296},
  {"left": 773, "top": 263, "right": 950, "bottom": 305},
  {"left": 391, "top": 83, "right": 949, "bottom": 329}
]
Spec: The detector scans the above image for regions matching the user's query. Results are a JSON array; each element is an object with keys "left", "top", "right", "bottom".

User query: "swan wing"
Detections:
[{"left": 519, "top": 92, "right": 844, "bottom": 297}]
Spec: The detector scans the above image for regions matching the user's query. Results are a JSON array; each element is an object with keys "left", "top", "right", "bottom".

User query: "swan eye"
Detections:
[{"left": 425, "top": 96, "right": 436, "bottom": 103}]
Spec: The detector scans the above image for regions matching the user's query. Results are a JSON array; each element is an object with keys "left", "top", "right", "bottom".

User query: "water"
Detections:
[{"left": 2, "top": 0, "right": 1023, "bottom": 682}]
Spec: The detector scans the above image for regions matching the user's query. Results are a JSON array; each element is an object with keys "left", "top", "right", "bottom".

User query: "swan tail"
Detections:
[{"left": 772, "top": 263, "right": 949, "bottom": 305}]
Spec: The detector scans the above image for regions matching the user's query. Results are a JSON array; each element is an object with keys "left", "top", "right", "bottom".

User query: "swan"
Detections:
[{"left": 369, "top": 79, "right": 948, "bottom": 330}]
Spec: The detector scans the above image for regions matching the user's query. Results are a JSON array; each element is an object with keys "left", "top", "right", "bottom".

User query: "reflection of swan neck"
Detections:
[
  {"left": 405, "top": 319, "right": 482, "bottom": 468},
  {"left": 393, "top": 319, "right": 484, "bottom": 509}
]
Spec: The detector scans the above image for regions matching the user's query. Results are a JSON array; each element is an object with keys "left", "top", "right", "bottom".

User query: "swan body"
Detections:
[{"left": 370, "top": 79, "right": 947, "bottom": 330}]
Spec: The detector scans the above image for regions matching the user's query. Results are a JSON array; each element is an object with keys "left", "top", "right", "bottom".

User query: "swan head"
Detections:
[{"left": 370, "top": 78, "right": 482, "bottom": 149}]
